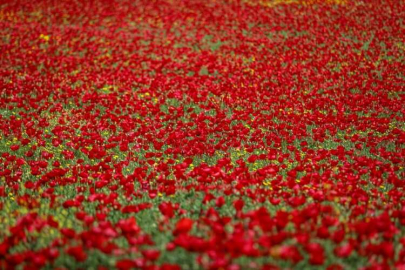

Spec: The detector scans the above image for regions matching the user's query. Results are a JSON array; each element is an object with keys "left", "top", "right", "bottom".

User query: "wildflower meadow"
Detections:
[{"left": 1, "top": 0, "right": 405, "bottom": 269}]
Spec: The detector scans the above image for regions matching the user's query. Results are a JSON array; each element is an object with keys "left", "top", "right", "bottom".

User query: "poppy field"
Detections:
[{"left": 1, "top": 0, "right": 405, "bottom": 269}]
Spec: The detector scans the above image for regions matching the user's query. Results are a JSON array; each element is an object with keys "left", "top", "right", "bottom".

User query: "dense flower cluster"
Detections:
[{"left": 1, "top": 0, "right": 405, "bottom": 269}]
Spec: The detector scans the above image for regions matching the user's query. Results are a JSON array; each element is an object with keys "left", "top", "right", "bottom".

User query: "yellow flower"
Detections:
[{"left": 39, "top": 34, "right": 50, "bottom": 41}]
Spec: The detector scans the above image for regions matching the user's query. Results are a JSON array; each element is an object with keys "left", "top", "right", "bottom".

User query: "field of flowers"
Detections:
[{"left": 1, "top": 0, "right": 405, "bottom": 269}]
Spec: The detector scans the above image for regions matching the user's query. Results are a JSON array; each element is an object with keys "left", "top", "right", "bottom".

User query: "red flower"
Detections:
[
  {"left": 305, "top": 243, "right": 325, "bottom": 265},
  {"left": 174, "top": 218, "right": 193, "bottom": 235},
  {"left": 66, "top": 245, "right": 87, "bottom": 262},
  {"left": 159, "top": 201, "right": 175, "bottom": 218},
  {"left": 278, "top": 245, "right": 303, "bottom": 264},
  {"left": 141, "top": 249, "right": 160, "bottom": 261},
  {"left": 334, "top": 243, "right": 353, "bottom": 258},
  {"left": 62, "top": 199, "right": 80, "bottom": 208},
  {"left": 116, "top": 259, "right": 136, "bottom": 269},
  {"left": 60, "top": 228, "right": 76, "bottom": 239},
  {"left": 10, "top": 144, "right": 20, "bottom": 151},
  {"left": 0, "top": 241, "right": 9, "bottom": 256},
  {"left": 233, "top": 199, "right": 244, "bottom": 212},
  {"left": 160, "top": 264, "right": 181, "bottom": 270}
]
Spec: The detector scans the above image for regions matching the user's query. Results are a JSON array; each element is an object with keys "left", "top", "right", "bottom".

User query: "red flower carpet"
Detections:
[{"left": 1, "top": 0, "right": 405, "bottom": 269}]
